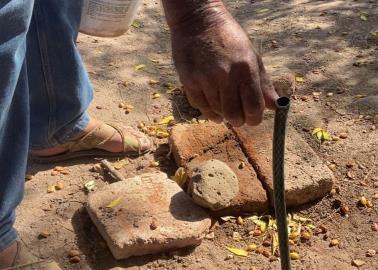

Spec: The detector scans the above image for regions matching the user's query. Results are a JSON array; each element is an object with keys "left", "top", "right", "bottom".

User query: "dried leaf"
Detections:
[
  {"left": 257, "top": 8, "right": 270, "bottom": 13},
  {"left": 360, "top": 14, "right": 367, "bottom": 21},
  {"left": 106, "top": 197, "right": 122, "bottom": 208},
  {"left": 272, "top": 232, "right": 279, "bottom": 254},
  {"left": 155, "top": 128, "right": 170, "bottom": 138},
  {"left": 232, "top": 231, "right": 241, "bottom": 241},
  {"left": 172, "top": 167, "right": 188, "bottom": 187},
  {"left": 152, "top": 92, "right": 161, "bottom": 99},
  {"left": 295, "top": 76, "right": 305, "bottom": 83},
  {"left": 149, "top": 58, "right": 159, "bottom": 64},
  {"left": 84, "top": 180, "right": 97, "bottom": 192},
  {"left": 290, "top": 251, "right": 300, "bottom": 260},
  {"left": 131, "top": 20, "right": 141, "bottom": 28},
  {"left": 226, "top": 247, "right": 248, "bottom": 257},
  {"left": 159, "top": 115, "right": 174, "bottom": 125},
  {"left": 246, "top": 244, "right": 257, "bottom": 252},
  {"left": 148, "top": 79, "right": 159, "bottom": 85},
  {"left": 163, "top": 82, "right": 175, "bottom": 91},
  {"left": 358, "top": 196, "right": 368, "bottom": 207},
  {"left": 248, "top": 216, "right": 268, "bottom": 232},
  {"left": 113, "top": 159, "right": 129, "bottom": 170},
  {"left": 55, "top": 182, "right": 64, "bottom": 190},
  {"left": 220, "top": 216, "right": 236, "bottom": 222},
  {"left": 312, "top": 128, "right": 332, "bottom": 141},
  {"left": 47, "top": 185, "right": 56, "bottom": 193},
  {"left": 134, "top": 64, "right": 145, "bottom": 71}
]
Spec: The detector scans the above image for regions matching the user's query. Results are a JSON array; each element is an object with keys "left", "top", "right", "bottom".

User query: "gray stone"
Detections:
[
  {"left": 187, "top": 159, "right": 239, "bottom": 211},
  {"left": 87, "top": 171, "right": 211, "bottom": 259}
]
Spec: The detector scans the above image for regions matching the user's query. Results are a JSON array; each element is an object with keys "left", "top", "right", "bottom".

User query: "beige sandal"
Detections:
[
  {"left": 31, "top": 123, "right": 152, "bottom": 163},
  {"left": 3, "top": 241, "right": 61, "bottom": 270}
]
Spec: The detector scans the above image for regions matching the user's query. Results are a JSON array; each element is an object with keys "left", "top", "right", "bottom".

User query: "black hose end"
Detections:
[{"left": 275, "top": 96, "right": 290, "bottom": 109}]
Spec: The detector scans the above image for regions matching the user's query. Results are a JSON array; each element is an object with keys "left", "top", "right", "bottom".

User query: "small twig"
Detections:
[
  {"left": 316, "top": 208, "right": 340, "bottom": 227},
  {"left": 171, "top": 98, "right": 191, "bottom": 124},
  {"left": 362, "top": 155, "right": 376, "bottom": 182},
  {"left": 100, "top": 159, "right": 126, "bottom": 181}
]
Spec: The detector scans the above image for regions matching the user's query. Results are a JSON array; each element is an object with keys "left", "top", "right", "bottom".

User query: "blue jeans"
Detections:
[{"left": 0, "top": 0, "right": 92, "bottom": 252}]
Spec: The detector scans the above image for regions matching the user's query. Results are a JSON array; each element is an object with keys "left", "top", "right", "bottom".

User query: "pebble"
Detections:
[
  {"left": 38, "top": 231, "right": 50, "bottom": 239},
  {"left": 262, "top": 249, "right": 271, "bottom": 258},
  {"left": 205, "top": 232, "right": 215, "bottom": 240},
  {"left": 237, "top": 216, "right": 244, "bottom": 225},
  {"left": 340, "top": 204, "right": 349, "bottom": 215},
  {"left": 330, "top": 239, "right": 339, "bottom": 247},
  {"left": 328, "top": 164, "right": 337, "bottom": 171},
  {"left": 69, "top": 256, "right": 81, "bottom": 263},
  {"left": 232, "top": 231, "right": 241, "bottom": 241},
  {"left": 366, "top": 249, "right": 376, "bottom": 257},
  {"left": 301, "top": 231, "right": 312, "bottom": 241},
  {"left": 55, "top": 182, "right": 64, "bottom": 190},
  {"left": 339, "top": 133, "right": 348, "bottom": 139},
  {"left": 68, "top": 250, "right": 81, "bottom": 257},
  {"left": 225, "top": 254, "right": 234, "bottom": 260},
  {"left": 252, "top": 229, "right": 262, "bottom": 237}
]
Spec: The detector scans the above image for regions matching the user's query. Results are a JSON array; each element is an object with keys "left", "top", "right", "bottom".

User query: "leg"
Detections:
[
  {"left": 0, "top": 0, "right": 34, "bottom": 267},
  {"left": 27, "top": 0, "right": 92, "bottom": 149},
  {"left": 27, "top": 0, "right": 151, "bottom": 161}
]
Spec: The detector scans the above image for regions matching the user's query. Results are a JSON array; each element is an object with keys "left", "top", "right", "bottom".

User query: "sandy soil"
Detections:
[{"left": 17, "top": 0, "right": 377, "bottom": 269}]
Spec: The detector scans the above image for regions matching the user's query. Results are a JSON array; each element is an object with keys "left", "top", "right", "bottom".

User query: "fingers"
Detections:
[
  {"left": 184, "top": 86, "right": 223, "bottom": 123},
  {"left": 239, "top": 80, "right": 265, "bottom": 126},
  {"left": 199, "top": 79, "right": 222, "bottom": 115},
  {"left": 222, "top": 71, "right": 245, "bottom": 127},
  {"left": 257, "top": 56, "right": 279, "bottom": 110}
]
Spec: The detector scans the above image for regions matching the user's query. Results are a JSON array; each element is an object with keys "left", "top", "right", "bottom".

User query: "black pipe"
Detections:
[{"left": 273, "top": 96, "right": 291, "bottom": 270}]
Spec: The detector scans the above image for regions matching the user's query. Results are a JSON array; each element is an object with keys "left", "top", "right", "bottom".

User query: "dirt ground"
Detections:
[{"left": 17, "top": 0, "right": 377, "bottom": 269}]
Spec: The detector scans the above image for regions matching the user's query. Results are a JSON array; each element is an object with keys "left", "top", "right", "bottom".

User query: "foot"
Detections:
[
  {"left": 0, "top": 241, "right": 17, "bottom": 269},
  {"left": 30, "top": 119, "right": 149, "bottom": 157},
  {"left": 0, "top": 241, "right": 61, "bottom": 269}
]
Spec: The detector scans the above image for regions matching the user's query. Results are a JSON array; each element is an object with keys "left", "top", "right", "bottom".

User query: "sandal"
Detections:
[
  {"left": 3, "top": 241, "right": 61, "bottom": 270},
  {"left": 31, "top": 123, "right": 152, "bottom": 163}
]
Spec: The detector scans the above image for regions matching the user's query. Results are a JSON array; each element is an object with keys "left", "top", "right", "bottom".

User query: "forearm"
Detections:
[{"left": 161, "top": 0, "right": 231, "bottom": 33}]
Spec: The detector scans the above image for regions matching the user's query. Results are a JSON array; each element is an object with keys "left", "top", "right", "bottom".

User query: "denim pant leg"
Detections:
[
  {"left": 0, "top": 0, "right": 34, "bottom": 252},
  {"left": 27, "top": 0, "right": 93, "bottom": 150}
]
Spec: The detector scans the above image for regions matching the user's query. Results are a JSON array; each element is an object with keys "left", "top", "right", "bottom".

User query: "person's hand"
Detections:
[{"left": 170, "top": 14, "right": 279, "bottom": 126}]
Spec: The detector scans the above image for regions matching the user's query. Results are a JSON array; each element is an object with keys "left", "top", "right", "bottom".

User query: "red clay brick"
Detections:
[
  {"left": 233, "top": 117, "right": 334, "bottom": 207},
  {"left": 169, "top": 122, "right": 233, "bottom": 167},
  {"left": 170, "top": 122, "right": 269, "bottom": 216}
]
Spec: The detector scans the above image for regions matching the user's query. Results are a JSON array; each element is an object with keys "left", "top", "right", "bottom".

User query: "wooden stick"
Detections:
[{"left": 100, "top": 159, "right": 126, "bottom": 182}]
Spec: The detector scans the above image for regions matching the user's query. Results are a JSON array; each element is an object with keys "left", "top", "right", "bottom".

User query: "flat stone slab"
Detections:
[
  {"left": 170, "top": 122, "right": 269, "bottom": 216},
  {"left": 87, "top": 172, "right": 211, "bottom": 259},
  {"left": 233, "top": 117, "right": 334, "bottom": 207}
]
